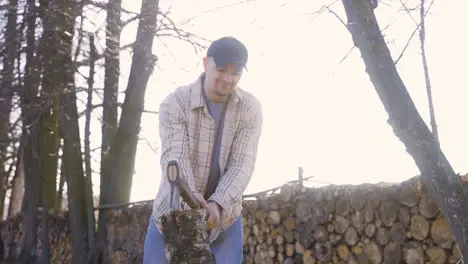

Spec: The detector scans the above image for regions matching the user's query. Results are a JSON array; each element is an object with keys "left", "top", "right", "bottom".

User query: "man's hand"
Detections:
[
  {"left": 205, "top": 202, "right": 221, "bottom": 230},
  {"left": 192, "top": 192, "right": 221, "bottom": 230}
]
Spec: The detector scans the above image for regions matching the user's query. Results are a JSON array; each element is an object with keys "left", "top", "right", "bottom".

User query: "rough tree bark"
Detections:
[
  {"left": 110, "top": 0, "right": 158, "bottom": 204},
  {"left": 99, "top": 0, "right": 121, "bottom": 207},
  {"left": 37, "top": 0, "right": 62, "bottom": 210},
  {"left": 8, "top": 138, "right": 24, "bottom": 217},
  {"left": 19, "top": 0, "right": 41, "bottom": 261},
  {"left": 96, "top": 2, "right": 121, "bottom": 260},
  {"left": 0, "top": 0, "right": 19, "bottom": 219},
  {"left": 92, "top": 0, "right": 159, "bottom": 262},
  {"left": 340, "top": 0, "right": 468, "bottom": 259},
  {"left": 53, "top": 0, "right": 95, "bottom": 263},
  {"left": 84, "top": 32, "right": 97, "bottom": 250},
  {"left": 91, "top": 2, "right": 122, "bottom": 263}
]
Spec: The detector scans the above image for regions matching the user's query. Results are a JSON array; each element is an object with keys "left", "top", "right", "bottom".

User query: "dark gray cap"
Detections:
[{"left": 207, "top": 36, "right": 248, "bottom": 69}]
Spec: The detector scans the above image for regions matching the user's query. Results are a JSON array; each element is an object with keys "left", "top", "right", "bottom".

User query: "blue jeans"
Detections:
[{"left": 143, "top": 215, "right": 243, "bottom": 264}]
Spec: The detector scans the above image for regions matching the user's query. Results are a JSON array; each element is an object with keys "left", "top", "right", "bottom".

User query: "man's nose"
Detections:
[{"left": 221, "top": 73, "right": 233, "bottom": 83}]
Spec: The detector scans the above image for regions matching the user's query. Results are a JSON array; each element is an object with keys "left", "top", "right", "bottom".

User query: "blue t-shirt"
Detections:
[{"left": 204, "top": 98, "right": 226, "bottom": 199}]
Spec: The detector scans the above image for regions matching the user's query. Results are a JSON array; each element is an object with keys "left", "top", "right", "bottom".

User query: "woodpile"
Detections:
[
  {"left": 241, "top": 177, "right": 462, "bottom": 264},
  {"left": 0, "top": 210, "right": 71, "bottom": 263},
  {"left": 106, "top": 202, "right": 152, "bottom": 263},
  {"left": 0, "top": 176, "right": 464, "bottom": 264}
]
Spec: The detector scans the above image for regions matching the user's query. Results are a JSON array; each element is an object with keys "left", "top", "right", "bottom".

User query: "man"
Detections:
[{"left": 143, "top": 36, "right": 263, "bottom": 264}]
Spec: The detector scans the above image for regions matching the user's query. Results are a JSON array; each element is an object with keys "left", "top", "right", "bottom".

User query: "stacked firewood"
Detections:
[
  {"left": 0, "top": 176, "right": 464, "bottom": 264},
  {"left": 0, "top": 210, "right": 71, "bottom": 263},
  {"left": 241, "top": 177, "right": 461, "bottom": 264}
]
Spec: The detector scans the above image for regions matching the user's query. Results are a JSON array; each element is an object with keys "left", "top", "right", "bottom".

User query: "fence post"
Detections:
[{"left": 298, "top": 166, "right": 303, "bottom": 189}]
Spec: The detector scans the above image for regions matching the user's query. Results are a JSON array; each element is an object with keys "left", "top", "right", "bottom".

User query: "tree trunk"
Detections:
[
  {"left": 19, "top": 0, "right": 41, "bottom": 261},
  {"left": 37, "top": 0, "right": 63, "bottom": 210},
  {"left": 91, "top": 2, "right": 122, "bottom": 263},
  {"left": 55, "top": 143, "right": 65, "bottom": 212},
  {"left": 8, "top": 134, "right": 24, "bottom": 218},
  {"left": 99, "top": 0, "right": 121, "bottom": 209},
  {"left": 84, "top": 32, "right": 97, "bottom": 252},
  {"left": 61, "top": 90, "right": 93, "bottom": 264},
  {"left": 92, "top": 1, "right": 159, "bottom": 262},
  {"left": 340, "top": 0, "right": 468, "bottom": 259},
  {"left": 0, "top": 0, "right": 19, "bottom": 220},
  {"left": 44, "top": 0, "right": 95, "bottom": 263},
  {"left": 94, "top": 2, "right": 122, "bottom": 261},
  {"left": 418, "top": 0, "right": 438, "bottom": 146},
  {"left": 160, "top": 209, "right": 216, "bottom": 264},
  {"left": 110, "top": 0, "right": 159, "bottom": 204}
]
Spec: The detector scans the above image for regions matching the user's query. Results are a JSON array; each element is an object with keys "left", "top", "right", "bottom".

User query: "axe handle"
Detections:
[
  {"left": 167, "top": 160, "right": 202, "bottom": 210},
  {"left": 177, "top": 174, "right": 202, "bottom": 209}
]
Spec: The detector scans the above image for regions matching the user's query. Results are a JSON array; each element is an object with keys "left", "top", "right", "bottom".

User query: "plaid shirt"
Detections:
[{"left": 151, "top": 74, "right": 263, "bottom": 242}]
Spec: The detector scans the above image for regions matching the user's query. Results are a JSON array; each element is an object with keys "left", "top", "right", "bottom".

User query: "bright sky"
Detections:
[{"left": 83, "top": 0, "right": 468, "bottom": 202}]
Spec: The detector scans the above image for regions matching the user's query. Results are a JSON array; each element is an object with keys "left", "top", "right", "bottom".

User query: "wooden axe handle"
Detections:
[
  {"left": 167, "top": 160, "right": 201, "bottom": 210},
  {"left": 177, "top": 173, "right": 202, "bottom": 209}
]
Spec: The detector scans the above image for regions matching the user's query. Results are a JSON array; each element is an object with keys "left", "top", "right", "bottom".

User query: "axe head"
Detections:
[{"left": 167, "top": 160, "right": 201, "bottom": 211}]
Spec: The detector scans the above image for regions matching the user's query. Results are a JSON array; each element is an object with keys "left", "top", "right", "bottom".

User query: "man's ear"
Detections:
[{"left": 203, "top": 56, "right": 208, "bottom": 71}]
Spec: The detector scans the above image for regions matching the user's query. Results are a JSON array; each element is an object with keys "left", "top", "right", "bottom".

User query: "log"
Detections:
[
  {"left": 402, "top": 242, "right": 424, "bottom": 264},
  {"left": 418, "top": 194, "right": 439, "bottom": 219},
  {"left": 430, "top": 217, "right": 454, "bottom": 248},
  {"left": 383, "top": 242, "right": 401, "bottom": 264},
  {"left": 379, "top": 200, "right": 399, "bottom": 227},
  {"left": 375, "top": 228, "right": 389, "bottom": 246},
  {"left": 363, "top": 242, "right": 382, "bottom": 264},
  {"left": 426, "top": 247, "right": 446, "bottom": 264},
  {"left": 398, "top": 207, "right": 411, "bottom": 227},
  {"left": 345, "top": 227, "right": 359, "bottom": 246},
  {"left": 351, "top": 211, "right": 364, "bottom": 233},
  {"left": 389, "top": 223, "right": 406, "bottom": 244},
  {"left": 410, "top": 214, "right": 429, "bottom": 241},
  {"left": 160, "top": 209, "right": 215, "bottom": 264},
  {"left": 364, "top": 223, "right": 376, "bottom": 238}
]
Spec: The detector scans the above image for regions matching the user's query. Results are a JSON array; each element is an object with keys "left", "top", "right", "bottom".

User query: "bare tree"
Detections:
[
  {"left": 340, "top": 0, "right": 468, "bottom": 259},
  {"left": 92, "top": 0, "right": 160, "bottom": 262},
  {"left": 0, "top": 0, "right": 18, "bottom": 219}
]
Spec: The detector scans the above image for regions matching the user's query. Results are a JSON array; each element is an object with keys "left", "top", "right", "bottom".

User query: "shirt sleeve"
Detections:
[
  {"left": 208, "top": 98, "right": 263, "bottom": 211},
  {"left": 158, "top": 92, "right": 197, "bottom": 193}
]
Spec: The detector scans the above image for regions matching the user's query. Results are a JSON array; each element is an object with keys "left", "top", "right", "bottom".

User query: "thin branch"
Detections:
[
  {"left": 394, "top": 0, "right": 436, "bottom": 64},
  {"left": 419, "top": 0, "right": 438, "bottom": 145},
  {"left": 180, "top": 0, "right": 256, "bottom": 26}
]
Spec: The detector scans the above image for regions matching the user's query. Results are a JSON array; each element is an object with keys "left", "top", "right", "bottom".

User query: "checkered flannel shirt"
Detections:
[{"left": 151, "top": 74, "right": 263, "bottom": 242}]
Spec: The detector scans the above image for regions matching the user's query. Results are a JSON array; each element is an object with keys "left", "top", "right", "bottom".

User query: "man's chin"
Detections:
[{"left": 215, "top": 90, "right": 232, "bottom": 97}]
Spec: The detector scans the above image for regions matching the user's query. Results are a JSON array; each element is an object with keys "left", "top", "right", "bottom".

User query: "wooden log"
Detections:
[
  {"left": 160, "top": 209, "right": 215, "bottom": 264},
  {"left": 363, "top": 242, "right": 382, "bottom": 264},
  {"left": 402, "top": 241, "right": 424, "bottom": 264},
  {"left": 418, "top": 194, "right": 439, "bottom": 218},
  {"left": 345, "top": 227, "right": 359, "bottom": 246},
  {"left": 426, "top": 247, "right": 447, "bottom": 264},
  {"left": 410, "top": 214, "right": 429, "bottom": 241},
  {"left": 379, "top": 200, "right": 399, "bottom": 227},
  {"left": 376, "top": 227, "right": 389, "bottom": 246},
  {"left": 383, "top": 242, "right": 402, "bottom": 264},
  {"left": 430, "top": 217, "right": 454, "bottom": 248},
  {"left": 389, "top": 223, "right": 406, "bottom": 244}
]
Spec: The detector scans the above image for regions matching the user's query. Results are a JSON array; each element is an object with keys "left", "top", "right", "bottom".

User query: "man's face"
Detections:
[{"left": 203, "top": 57, "right": 243, "bottom": 100}]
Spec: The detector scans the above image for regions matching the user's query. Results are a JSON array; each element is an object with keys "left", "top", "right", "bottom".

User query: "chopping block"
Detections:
[{"left": 160, "top": 160, "right": 216, "bottom": 264}]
